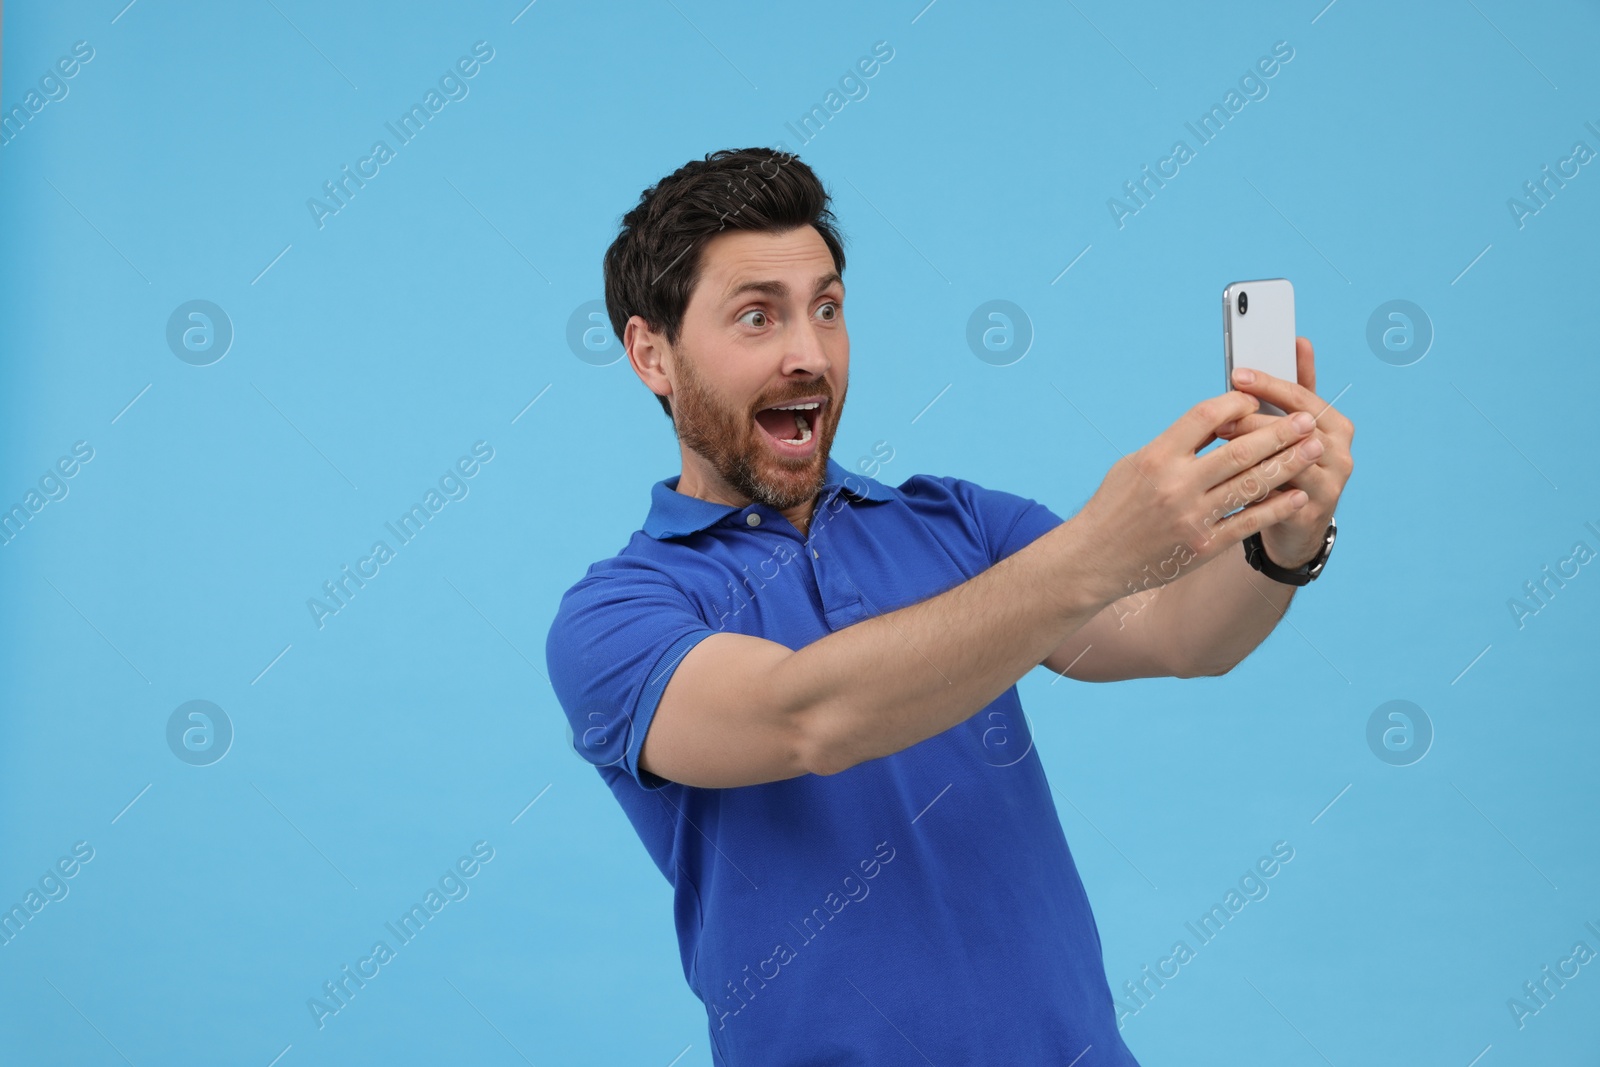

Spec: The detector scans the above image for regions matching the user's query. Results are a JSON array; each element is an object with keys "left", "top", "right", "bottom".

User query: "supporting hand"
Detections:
[{"left": 1214, "top": 337, "right": 1355, "bottom": 568}]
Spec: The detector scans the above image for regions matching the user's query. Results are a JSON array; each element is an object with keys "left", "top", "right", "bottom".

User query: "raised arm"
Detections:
[
  {"left": 642, "top": 387, "right": 1323, "bottom": 788},
  {"left": 1042, "top": 339, "right": 1355, "bottom": 682},
  {"left": 642, "top": 513, "right": 1111, "bottom": 787}
]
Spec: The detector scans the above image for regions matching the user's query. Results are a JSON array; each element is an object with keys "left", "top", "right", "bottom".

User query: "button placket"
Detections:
[{"left": 805, "top": 523, "right": 868, "bottom": 628}]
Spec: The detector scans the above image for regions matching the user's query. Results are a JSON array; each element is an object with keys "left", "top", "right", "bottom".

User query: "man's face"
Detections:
[{"left": 665, "top": 226, "right": 848, "bottom": 511}]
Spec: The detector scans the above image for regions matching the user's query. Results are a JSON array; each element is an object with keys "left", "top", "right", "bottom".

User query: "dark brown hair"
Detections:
[{"left": 603, "top": 148, "right": 846, "bottom": 422}]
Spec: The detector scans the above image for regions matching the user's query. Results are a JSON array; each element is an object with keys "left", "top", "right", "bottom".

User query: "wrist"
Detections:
[
  {"left": 1246, "top": 517, "right": 1337, "bottom": 586},
  {"left": 1047, "top": 515, "right": 1126, "bottom": 617},
  {"left": 1258, "top": 528, "right": 1321, "bottom": 569}
]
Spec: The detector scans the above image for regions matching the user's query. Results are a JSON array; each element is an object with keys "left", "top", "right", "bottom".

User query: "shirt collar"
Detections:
[{"left": 643, "top": 456, "right": 895, "bottom": 540}]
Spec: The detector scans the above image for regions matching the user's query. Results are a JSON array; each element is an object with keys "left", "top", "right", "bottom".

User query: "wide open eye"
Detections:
[
  {"left": 737, "top": 308, "right": 769, "bottom": 328},
  {"left": 815, "top": 302, "right": 839, "bottom": 322}
]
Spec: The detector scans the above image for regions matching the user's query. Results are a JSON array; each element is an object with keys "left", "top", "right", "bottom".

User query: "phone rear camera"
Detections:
[{"left": 1237, "top": 291, "right": 1248, "bottom": 315}]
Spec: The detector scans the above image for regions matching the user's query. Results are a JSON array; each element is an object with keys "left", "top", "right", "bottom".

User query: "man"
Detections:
[{"left": 545, "top": 147, "right": 1353, "bottom": 1065}]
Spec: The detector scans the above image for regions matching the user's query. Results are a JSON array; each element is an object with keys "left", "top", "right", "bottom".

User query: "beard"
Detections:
[{"left": 670, "top": 344, "right": 846, "bottom": 512}]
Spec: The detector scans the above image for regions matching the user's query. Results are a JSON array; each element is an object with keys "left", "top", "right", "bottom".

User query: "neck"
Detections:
[{"left": 675, "top": 453, "right": 821, "bottom": 537}]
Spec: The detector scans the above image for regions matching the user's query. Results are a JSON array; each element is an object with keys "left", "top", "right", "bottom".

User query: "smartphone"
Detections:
[{"left": 1222, "top": 278, "right": 1297, "bottom": 417}]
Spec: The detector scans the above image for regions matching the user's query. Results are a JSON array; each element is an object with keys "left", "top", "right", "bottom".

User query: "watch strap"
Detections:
[{"left": 1243, "top": 517, "right": 1337, "bottom": 586}]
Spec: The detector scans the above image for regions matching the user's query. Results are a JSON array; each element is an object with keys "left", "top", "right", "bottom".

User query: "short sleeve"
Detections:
[
  {"left": 935, "top": 476, "right": 1066, "bottom": 566},
  {"left": 545, "top": 557, "right": 718, "bottom": 790}
]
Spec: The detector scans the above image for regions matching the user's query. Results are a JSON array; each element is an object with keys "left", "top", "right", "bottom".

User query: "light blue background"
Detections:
[{"left": 2, "top": 1, "right": 1597, "bottom": 1064}]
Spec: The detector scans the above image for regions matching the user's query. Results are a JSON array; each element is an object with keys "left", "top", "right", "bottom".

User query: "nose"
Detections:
[{"left": 784, "top": 314, "right": 831, "bottom": 378}]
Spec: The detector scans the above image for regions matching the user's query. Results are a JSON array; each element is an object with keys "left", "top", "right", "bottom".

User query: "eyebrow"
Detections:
[{"left": 721, "top": 271, "right": 843, "bottom": 305}]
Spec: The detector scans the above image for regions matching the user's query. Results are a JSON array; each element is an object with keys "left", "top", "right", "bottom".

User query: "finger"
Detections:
[
  {"left": 1220, "top": 413, "right": 1331, "bottom": 462},
  {"left": 1295, "top": 336, "right": 1316, "bottom": 396},
  {"left": 1273, "top": 459, "right": 1339, "bottom": 504},
  {"left": 1204, "top": 427, "right": 1324, "bottom": 519},
  {"left": 1229, "top": 364, "right": 1326, "bottom": 420},
  {"left": 1221, "top": 403, "right": 1347, "bottom": 452},
  {"left": 1194, "top": 481, "right": 1310, "bottom": 552},
  {"left": 1165, "top": 390, "right": 1260, "bottom": 455},
  {"left": 1195, "top": 421, "right": 1240, "bottom": 452},
  {"left": 1196, "top": 408, "right": 1317, "bottom": 490},
  {"left": 1214, "top": 410, "right": 1284, "bottom": 441},
  {"left": 1227, "top": 413, "right": 1353, "bottom": 488},
  {"left": 1217, "top": 412, "right": 1276, "bottom": 438}
]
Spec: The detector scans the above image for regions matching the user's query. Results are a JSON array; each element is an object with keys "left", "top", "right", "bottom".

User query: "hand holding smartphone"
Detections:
[
  {"left": 1222, "top": 278, "right": 1296, "bottom": 417},
  {"left": 1058, "top": 275, "right": 1337, "bottom": 607}
]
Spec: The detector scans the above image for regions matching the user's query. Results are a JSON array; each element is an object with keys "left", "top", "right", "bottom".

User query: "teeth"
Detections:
[
  {"left": 779, "top": 412, "right": 812, "bottom": 445},
  {"left": 771, "top": 402, "right": 820, "bottom": 411}
]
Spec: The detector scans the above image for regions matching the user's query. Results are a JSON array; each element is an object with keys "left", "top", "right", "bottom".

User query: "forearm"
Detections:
[
  {"left": 1149, "top": 540, "right": 1295, "bottom": 677},
  {"left": 779, "top": 518, "right": 1111, "bottom": 776}
]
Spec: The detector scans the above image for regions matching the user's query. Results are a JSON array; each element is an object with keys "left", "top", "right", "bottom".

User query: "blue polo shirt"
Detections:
[{"left": 546, "top": 456, "right": 1141, "bottom": 1066}]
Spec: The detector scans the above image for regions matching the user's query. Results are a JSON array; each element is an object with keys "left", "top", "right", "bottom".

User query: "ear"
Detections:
[{"left": 625, "top": 315, "right": 672, "bottom": 404}]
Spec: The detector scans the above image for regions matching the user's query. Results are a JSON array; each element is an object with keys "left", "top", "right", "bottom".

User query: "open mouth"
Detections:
[{"left": 753, "top": 398, "right": 824, "bottom": 452}]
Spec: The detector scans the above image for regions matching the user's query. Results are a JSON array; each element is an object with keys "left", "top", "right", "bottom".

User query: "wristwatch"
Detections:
[{"left": 1243, "top": 517, "right": 1337, "bottom": 586}]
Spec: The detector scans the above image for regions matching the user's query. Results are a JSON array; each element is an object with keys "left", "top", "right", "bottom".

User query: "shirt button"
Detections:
[
  {"left": 746, "top": 513, "right": 761, "bottom": 527},
  {"left": 812, "top": 549, "right": 819, "bottom": 558}
]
